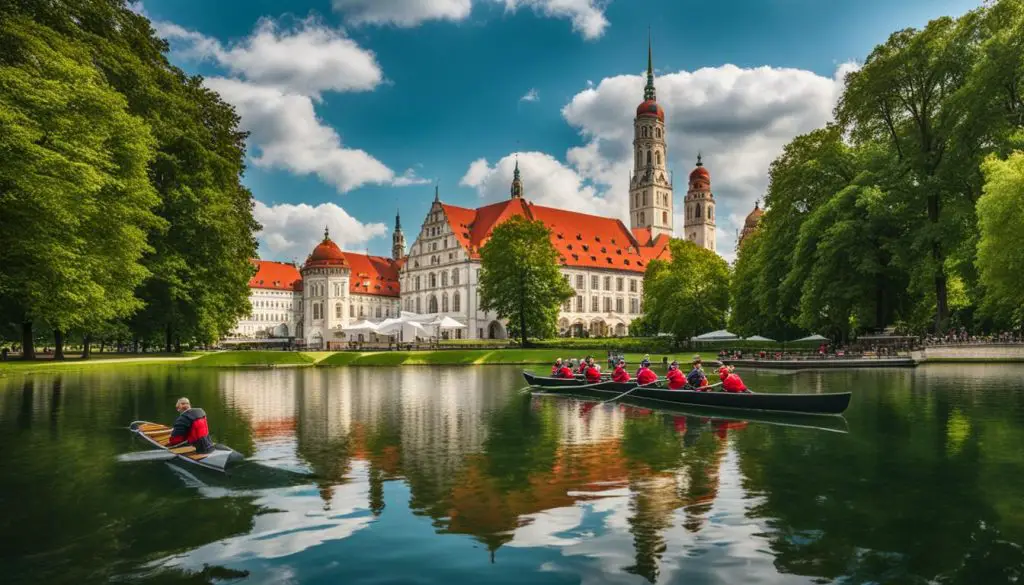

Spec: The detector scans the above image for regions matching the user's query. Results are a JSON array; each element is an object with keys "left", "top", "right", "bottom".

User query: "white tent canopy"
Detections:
[
  {"left": 691, "top": 329, "right": 740, "bottom": 341},
  {"left": 342, "top": 320, "right": 379, "bottom": 334},
  {"left": 745, "top": 335, "right": 776, "bottom": 342},
  {"left": 427, "top": 316, "right": 466, "bottom": 329},
  {"left": 794, "top": 334, "right": 829, "bottom": 342}
]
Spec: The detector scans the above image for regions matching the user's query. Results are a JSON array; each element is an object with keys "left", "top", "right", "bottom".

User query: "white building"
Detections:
[{"left": 229, "top": 38, "right": 718, "bottom": 344}]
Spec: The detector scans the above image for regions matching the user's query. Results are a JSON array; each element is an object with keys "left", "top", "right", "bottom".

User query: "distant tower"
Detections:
[
  {"left": 737, "top": 199, "right": 764, "bottom": 250},
  {"left": 392, "top": 209, "right": 406, "bottom": 260},
  {"left": 510, "top": 157, "right": 524, "bottom": 199},
  {"left": 629, "top": 32, "right": 673, "bottom": 238},
  {"left": 684, "top": 154, "right": 716, "bottom": 252}
]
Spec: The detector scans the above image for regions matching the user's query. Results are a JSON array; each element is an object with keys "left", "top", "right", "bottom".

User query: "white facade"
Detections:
[{"left": 232, "top": 287, "right": 302, "bottom": 338}]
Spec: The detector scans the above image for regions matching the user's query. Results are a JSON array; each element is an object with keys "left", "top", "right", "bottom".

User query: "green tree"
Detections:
[
  {"left": 0, "top": 15, "right": 161, "bottom": 359},
  {"left": 976, "top": 152, "right": 1024, "bottom": 327},
  {"left": 641, "top": 239, "right": 730, "bottom": 342},
  {"left": 478, "top": 216, "right": 573, "bottom": 345}
]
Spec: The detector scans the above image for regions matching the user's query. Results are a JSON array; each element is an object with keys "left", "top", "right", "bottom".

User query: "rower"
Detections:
[
  {"left": 577, "top": 357, "right": 589, "bottom": 376},
  {"left": 555, "top": 360, "right": 574, "bottom": 378},
  {"left": 611, "top": 359, "right": 631, "bottom": 382},
  {"left": 636, "top": 361, "right": 658, "bottom": 385},
  {"left": 717, "top": 366, "right": 750, "bottom": 393},
  {"left": 551, "top": 358, "right": 563, "bottom": 376},
  {"left": 584, "top": 358, "right": 602, "bottom": 383},
  {"left": 666, "top": 360, "right": 687, "bottom": 390},
  {"left": 686, "top": 357, "right": 709, "bottom": 390},
  {"left": 635, "top": 356, "right": 651, "bottom": 379},
  {"left": 167, "top": 397, "right": 215, "bottom": 453}
]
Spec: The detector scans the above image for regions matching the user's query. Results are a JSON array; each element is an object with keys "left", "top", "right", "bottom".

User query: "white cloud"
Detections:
[
  {"left": 331, "top": 0, "right": 473, "bottom": 27},
  {"left": 520, "top": 88, "right": 540, "bottom": 102},
  {"left": 255, "top": 201, "right": 388, "bottom": 261},
  {"left": 331, "top": 0, "right": 609, "bottom": 39},
  {"left": 391, "top": 168, "right": 432, "bottom": 187},
  {"left": 460, "top": 62, "right": 855, "bottom": 256}
]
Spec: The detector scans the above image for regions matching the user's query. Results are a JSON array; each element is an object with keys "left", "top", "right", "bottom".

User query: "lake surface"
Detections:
[{"left": 2, "top": 364, "right": 1024, "bottom": 585}]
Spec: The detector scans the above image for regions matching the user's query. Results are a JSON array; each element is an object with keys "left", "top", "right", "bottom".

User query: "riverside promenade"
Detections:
[{"left": 722, "top": 343, "right": 1024, "bottom": 370}]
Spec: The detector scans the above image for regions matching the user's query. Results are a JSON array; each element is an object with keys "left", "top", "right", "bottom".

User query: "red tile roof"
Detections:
[
  {"left": 440, "top": 199, "right": 671, "bottom": 273},
  {"left": 249, "top": 254, "right": 400, "bottom": 298},
  {"left": 249, "top": 260, "right": 302, "bottom": 291}
]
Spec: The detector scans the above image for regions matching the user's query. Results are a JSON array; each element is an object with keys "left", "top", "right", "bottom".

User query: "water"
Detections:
[{"left": 2, "top": 364, "right": 1024, "bottom": 585}]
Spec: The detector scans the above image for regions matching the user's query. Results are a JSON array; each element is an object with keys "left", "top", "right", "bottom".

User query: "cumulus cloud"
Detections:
[
  {"left": 331, "top": 0, "right": 609, "bottom": 39},
  {"left": 148, "top": 13, "right": 426, "bottom": 193},
  {"left": 464, "top": 62, "right": 856, "bottom": 257},
  {"left": 255, "top": 201, "right": 388, "bottom": 261},
  {"left": 520, "top": 88, "right": 540, "bottom": 102}
]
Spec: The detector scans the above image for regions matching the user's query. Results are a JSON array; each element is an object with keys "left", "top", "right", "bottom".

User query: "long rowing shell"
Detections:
[{"left": 129, "top": 420, "right": 244, "bottom": 472}]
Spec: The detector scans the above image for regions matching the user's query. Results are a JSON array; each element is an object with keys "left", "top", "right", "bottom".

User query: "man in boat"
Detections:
[
  {"left": 577, "top": 357, "right": 589, "bottom": 376},
  {"left": 611, "top": 359, "right": 631, "bottom": 382},
  {"left": 636, "top": 361, "right": 658, "bottom": 385},
  {"left": 666, "top": 361, "right": 687, "bottom": 390},
  {"left": 584, "top": 358, "right": 602, "bottom": 383},
  {"left": 717, "top": 366, "right": 751, "bottom": 393},
  {"left": 686, "top": 357, "right": 709, "bottom": 390},
  {"left": 555, "top": 360, "right": 574, "bottom": 378},
  {"left": 167, "top": 397, "right": 215, "bottom": 453},
  {"left": 551, "top": 358, "right": 563, "bottom": 376},
  {"left": 635, "top": 356, "right": 651, "bottom": 379}
]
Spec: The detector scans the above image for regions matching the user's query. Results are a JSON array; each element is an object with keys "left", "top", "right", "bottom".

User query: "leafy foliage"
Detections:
[
  {"left": 976, "top": 152, "right": 1024, "bottom": 326},
  {"left": 478, "top": 216, "right": 574, "bottom": 345},
  {"left": 641, "top": 239, "right": 730, "bottom": 341}
]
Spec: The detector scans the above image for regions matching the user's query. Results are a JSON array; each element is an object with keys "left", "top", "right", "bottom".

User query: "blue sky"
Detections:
[{"left": 138, "top": 0, "right": 982, "bottom": 262}]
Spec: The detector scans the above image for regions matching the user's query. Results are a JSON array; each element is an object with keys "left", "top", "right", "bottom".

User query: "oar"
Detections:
[{"left": 598, "top": 379, "right": 665, "bottom": 404}]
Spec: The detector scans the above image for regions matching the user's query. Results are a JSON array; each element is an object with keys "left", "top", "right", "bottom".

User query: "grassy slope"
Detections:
[
  {"left": 0, "top": 353, "right": 202, "bottom": 376},
  {"left": 188, "top": 351, "right": 316, "bottom": 367}
]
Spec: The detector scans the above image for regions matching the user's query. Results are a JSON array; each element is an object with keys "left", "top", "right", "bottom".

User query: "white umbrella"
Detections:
[
  {"left": 342, "top": 320, "right": 379, "bottom": 334},
  {"left": 427, "top": 316, "right": 466, "bottom": 329},
  {"left": 691, "top": 329, "right": 740, "bottom": 341},
  {"left": 746, "top": 335, "right": 776, "bottom": 342},
  {"left": 794, "top": 334, "right": 829, "bottom": 342},
  {"left": 375, "top": 318, "right": 407, "bottom": 335}
]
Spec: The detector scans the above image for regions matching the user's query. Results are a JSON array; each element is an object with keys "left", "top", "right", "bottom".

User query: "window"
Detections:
[
  {"left": 591, "top": 296, "right": 598, "bottom": 312},
  {"left": 663, "top": 211, "right": 668, "bottom": 224},
  {"left": 617, "top": 277, "right": 624, "bottom": 292},
  {"left": 336, "top": 303, "right": 343, "bottom": 319},
  {"left": 616, "top": 298, "right": 624, "bottom": 313},
  {"left": 646, "top": 150, "right": 651, "bottom": 167},
  {"left": 576, "top": 295, "right": 584, "bottom": 312},
  {"left": 428, "top": 295, "right": 438, "bottom": 313},
  {"left": 453, "top": 291, "right": 461, "bottom": 312},
  {"left": 604, "top": 276, "right": 611, "bottom": 290},
  {"left": 359, "top": 305, "right": 364, "bottom": 317},
  {"left": 591, "top": 275, "right": 598, "bottom": 289},
  {"left": 635, "top": 152, "right": 641, "bottom": 168},
  {"left": 630, "top": 298, "right": 639, "bottom": 314},
  {"left": 441, "top": 271, "right": 448, "bottom": 286},
  {"left": 630, "top": 279, "right": 637, "bottom": 293},
  {"left": 416, "top": 297, "right": 421, "bottom": 313},
  {"left": 442, "top": 294, "right": 449, "bottom": 312},
  {"left": 452, "top": 270, "right": 459, "bottom": 285},
  {"left": 708, "top": 207, "right": 712, "bottom": 220},
  {"left": 604, "top": 297, "right": 612, "bottom": 312},
  {"left": 656, "top": 127, "right": 661, "bottom": 138},
  {"left": 576, "top": 275, "right": 584, "bottom": 289},
  {"left": 415, "top": 276, "right": 421, "bottom": 291},
  {"left": 643, "top": 191, "right": 648, "bottom": 206},
  {"left": 430, "top": 273, "right": 437, "bottom": 288},
  {"left": 313, "top": 303, "right": 321, "bottom": 320},
  {"left": 639, "top": 212, "right": 645, "bottom": 225},
  {"left": 376, "top": 307, "right": 381, "bottom": 318},
  {"left": 655, "top": 151, "right": 661, "bottom": 166}
]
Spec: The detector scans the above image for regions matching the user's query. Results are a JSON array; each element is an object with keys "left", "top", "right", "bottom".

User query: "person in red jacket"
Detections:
[
  {"left": 551, "top": 358, "right": 563, "bottom": 376},
  {"left": 611, "top": 359, "right": 631, "bottom": 382},
  {"left": 717, "top": 366, "right": 750, "bottom": 393},
  {"left": 666, "top": 361, "right": 687, "bottom": 390},
  {"left": 584, "top": 358, "right": 602, "bottom": 383},
  {"left": 577, "top": 357, "right": 589, "bottom": 375},
  {"left": 167, "top": 397, "right": 215, "bottom": 453},
  {"left": 556, "top": 362, "right": 574, "bottom": 378},
  {"left": 636, "top": 362, "right": 658, "bottom": 385}
]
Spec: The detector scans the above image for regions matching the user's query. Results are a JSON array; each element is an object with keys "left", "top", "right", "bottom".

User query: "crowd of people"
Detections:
[{"left": 548, "top": 355, "right": 749, "bottom": 393}]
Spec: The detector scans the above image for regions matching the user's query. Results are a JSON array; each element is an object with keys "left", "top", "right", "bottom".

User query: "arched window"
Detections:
[
  {"left": 415, "top": 276, "right": 421, "bottom": 291},
  {"left": 429, "top": 273, "right": 437, "bottom": 288},
  {"left": 442, "top": 293, "right": 449, "bottom": 312},
  {"left": 416, "top": 297, "right": 421, "bottom": 313},
  {"left": 636, "top": 152, "right": 641, "bottom": 168},
  {"left": 335, "top": 303, "right": 342, "bottom": 319},
  {"left": 655, "top": 127, "right": 661, "bottom": 138},
  {"left": 663, "top": 211, "right": 668, "bottom": 225},
  {"left": 428, "top": 295, "right": 438, "bottom": 313},
  {"left": 453, "top": 291, "right": 461, "bottom": 312},
  {"left": 695, "top": 203, "right": 701, "bottom": 219},
  {"left": 646, "top": 150, "right": 652, "bottom": 167},
  {"left": 452, "top": 269, "right": 459, "bottom": 285},
  {"left": 655, "top": 151, "right": 661, "bottom": 166},
  {"left": 639, "top": 211, "right": 645, "bottom": 225},
  {"left": 441, "top": 271, "right": 448, "bottom": 286}
]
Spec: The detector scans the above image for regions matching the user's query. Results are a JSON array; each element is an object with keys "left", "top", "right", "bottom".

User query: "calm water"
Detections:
[{"left": 2, "top": 364, "right": 1024, "bottom": 585}]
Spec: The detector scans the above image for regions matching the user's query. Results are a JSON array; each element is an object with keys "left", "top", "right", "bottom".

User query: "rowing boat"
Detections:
[
  {"left": 129, "top": 420, "right": 244, "bottom": 472},
  {"left": 522, "top": 371, "right": 851, "bottom": 416}
]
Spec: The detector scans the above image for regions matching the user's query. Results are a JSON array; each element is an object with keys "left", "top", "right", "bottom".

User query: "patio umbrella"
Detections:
[
  {"left": 794, "top": 334, "right": 829, "bottom": 342},
  {"left": 745, "top": 335, "right": 776, "bottom": 342},
  {"left": 691, "top": 329, "right": 740, "bottom": 342}
]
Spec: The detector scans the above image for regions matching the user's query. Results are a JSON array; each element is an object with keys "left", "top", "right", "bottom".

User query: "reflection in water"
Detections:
[{"left": 1, "top": 363, "right": 1023, "bottom": 584}]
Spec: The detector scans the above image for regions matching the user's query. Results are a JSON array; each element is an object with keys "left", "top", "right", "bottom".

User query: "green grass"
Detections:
[
  {"left": 0, "top": 353, "right": 202, "bottom": 377},
  {"left": 317, "top": 349, "right": 714, "bottom": 368},
  {"left": 188, "top": 351, "right": 316, "bottom": 367}
]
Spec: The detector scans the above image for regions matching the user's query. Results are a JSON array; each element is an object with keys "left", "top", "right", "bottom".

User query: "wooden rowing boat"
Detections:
[
  {"left": 522, "top": 371, "right": 851, "bottom": 416},
  {"left": 129, "top": 420, "right": 244, "bottom": 472}
]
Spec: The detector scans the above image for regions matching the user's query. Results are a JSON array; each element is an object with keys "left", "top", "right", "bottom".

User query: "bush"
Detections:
[{"left": 530, "top": 337, "right": 675, "bottom": 353}]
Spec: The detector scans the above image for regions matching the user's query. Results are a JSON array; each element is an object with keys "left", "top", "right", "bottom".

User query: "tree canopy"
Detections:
[{"left": 642, "top": 239, "right": 730, "bottom": 342}]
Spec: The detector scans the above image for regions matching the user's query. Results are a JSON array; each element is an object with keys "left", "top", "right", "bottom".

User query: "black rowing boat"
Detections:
[{"left": 522, "top": 371, "right": 851, "bottom": 416}]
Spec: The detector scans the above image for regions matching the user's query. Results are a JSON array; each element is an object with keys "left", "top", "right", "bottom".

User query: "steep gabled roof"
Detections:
[
  {"left": 342, "top": 252, "right": 401, "bottom": 298},
  {"left": 249, "top": 260, "right": 302, "bottom": 291}
]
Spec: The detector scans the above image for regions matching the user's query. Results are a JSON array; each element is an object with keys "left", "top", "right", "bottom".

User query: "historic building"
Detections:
[
  {"left": 737, "top": 200, "right": 764, "bottom": 250},
  {"left": 229, "top": 37, "right": 720, "bottom": 345}
]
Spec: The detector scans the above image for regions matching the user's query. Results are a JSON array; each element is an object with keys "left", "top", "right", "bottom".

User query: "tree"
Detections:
[
  {"left": 0, "top": 15, "right": 161, "bottom": 359},
  {"left": 478, "top": 216, "right": 573, "bottom": 346},
  {"left": 976, "top": 152, "right": 1024, "bottom": 328},
  {"left": 641, "top": 239, "right": 730, "bottom": 342}
]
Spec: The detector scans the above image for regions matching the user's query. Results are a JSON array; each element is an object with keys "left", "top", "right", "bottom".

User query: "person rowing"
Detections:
[
  {"left": 577, "top": 357, "right": 589, "bottom": 376},
  {"left": 717, "top": 366, "right": 751, "bottom": 393},
  {"left": 635, "top": 355, "right": 652, "bottom": 379},
  {"left": 167, "top": 397, "right": 215, "bottom": 453},
  {"left": 584, "top": 357, "right": 602, "bottom": 383},
  {"left": 554, "top": 360, "right": 573, "bottom": 378},
  {"left": 666, "top": 360, "right": 687, "bottom": 390},
  {"left": 612, "top": 359, "right": 631, "bottom": 382},
  {"left": 636, "top": 360, "right": 658, "bottom": 385},
  {"left": 551, "top": 358, "right": 563, "bottom": 376},
  {"left": 687, "top": 356, "right": 709, "bottom": 390}
]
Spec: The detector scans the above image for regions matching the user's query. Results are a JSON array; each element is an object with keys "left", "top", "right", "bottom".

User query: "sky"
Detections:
[{"left": 135, "top": 0, "right": 983, "bottom": 263}]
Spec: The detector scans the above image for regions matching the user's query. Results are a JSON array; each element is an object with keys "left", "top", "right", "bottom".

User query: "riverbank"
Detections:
[{"left": 0, "top": 353, "right": 203, "bottom": 376}]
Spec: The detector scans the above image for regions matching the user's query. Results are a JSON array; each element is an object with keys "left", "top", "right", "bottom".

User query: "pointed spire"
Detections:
[
  {"left": 513, "top": 156, "right": 520, "bottom": 180},
  {"left": 323, "top": 225, "right": 329, "bottom": 240},
  {"left": 395, "top": 208, "right": 402, "bottom": 230},
  {"left": 644, "top": 28, "right": 656, "bottom": 102},
  {"left": 434, "top": 182, "right": 439, "bottom": 202},
  {"left": 510, "top": 155, "right": 524, "bottom": 199}
]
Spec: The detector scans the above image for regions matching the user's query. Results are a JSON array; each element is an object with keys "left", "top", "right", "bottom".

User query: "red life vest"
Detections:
[
  {"left": 585, "top": 366, "right": 602, "bottom": 383},
  {"left": 666, "top": 368, "right": 686, "bottom": 390},
  {"left": 612, "top": 366, "right": 630, "bottom": 383},
  {"left": 722, "top": 373, "right": 748, "bottom": 393},
  {"left": 557, "top": 366, "right": 573, "bottom": 378},
  {"left": 637, "top": 367, "right": 657, "bottom": 385}
]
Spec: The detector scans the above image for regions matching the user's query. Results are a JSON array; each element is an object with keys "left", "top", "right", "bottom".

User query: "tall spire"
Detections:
[
  {"left": 644, "top": 28, "right": 656, "bottom": 101},
  {"left": 395, "top": 208, "right": 401, "bottom": 229},
  {"left": 510, "top": 156, "right": 523, "bottom": 199},
  {"left": 434, "top": 182, "right": 439, "bottom": 202}
]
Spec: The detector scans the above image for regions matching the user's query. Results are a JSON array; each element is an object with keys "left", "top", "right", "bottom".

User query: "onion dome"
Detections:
[
  {"left": 636, "top": 33, "right": 664, "bottom": 121},
  {"left": 304, "top": 227, "right": 349, "bottom": 268},
  {"left": 745, "top": 200, "right": 764, "bottom": 227},
  {"left": 689, "top": 153, "right": 710, "bottom": 182}
]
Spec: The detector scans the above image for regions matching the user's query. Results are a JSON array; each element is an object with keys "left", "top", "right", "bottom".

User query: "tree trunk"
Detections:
[
  {"left": 82, "top": 334, "right": 92, "bottom": 359},
  {"left": 99, "top": 340, "right": 106, "bottom": 354},
  {"left": 53, "top": 330, "right": 65, "bottom": 360},
  {"left": 21, "top": 322, "right": 35, "bottom": 360},
  {"left": 132, "top": 337, "right": 139, "bottom": 353},
  {"left": 927, "top": 193, "right": 948, "bottom": 332},
  {"left": 164, "top": 323, "right": 172, "bottom": 354},
  {"left": 174, "top": 336, "right": 181, "bottom": 354}
]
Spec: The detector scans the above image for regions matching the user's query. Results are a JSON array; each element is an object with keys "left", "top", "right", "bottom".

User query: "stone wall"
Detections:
[{"left": 912, "top": 344, "right": 1024, "bottom": 362}]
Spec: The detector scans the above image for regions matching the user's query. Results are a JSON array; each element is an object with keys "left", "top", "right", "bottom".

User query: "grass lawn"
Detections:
[
  {"left": 0, "top": 352, "right": 203, "bottom": 376},
  {"left": 188, "top": 351, "right": 315, "bottom": 367}
]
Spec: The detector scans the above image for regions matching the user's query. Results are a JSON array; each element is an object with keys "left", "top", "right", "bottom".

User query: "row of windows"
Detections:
[
  {"left": 634, "top": 190, "right": 670, "bottom": 209},
  {"left": 246, "top": 313, "right": 289, "bottom": 322},
  {"left": 637, "top": 125, "right": 662, "bottom": 139},
  {"left": 636, "top": 210, "right": 669, "bottom": 226},
  {"left": 410, "top": 268, "right": 462, "bottom": 291},
  {"left": 309, "top": 303, "right": 396, "bottom": 321},
  {"left": 635, "top": 149, "right": 663, "bottom": 169},
  {"left": 688, "top": 203, "right": 715, "bottom": 221},
  {"left": 567, "top": 274, "right": 639, "bottom": 293},
  {"left": 562, "top": 296, "right": 641, "bottom": 314},
  {"left": 403, "top": 291, "right": 462, "bottom": 314},
  {"left": 252, "top": 299, "right": 294, "bottom": 309}
]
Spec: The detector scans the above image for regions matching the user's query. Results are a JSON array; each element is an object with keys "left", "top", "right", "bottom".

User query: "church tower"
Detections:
[
  {"left": 392, "top": 209, "right": 406, "bottom": 260},
  {"left": 684, "top": 154, "right": 716, "bottom": 252},
  {"left": 510, "top": 158, "right": 524, "bottom": 199},
  {"left": 629, "top": 34, "right": 673, "bottom": 239}
]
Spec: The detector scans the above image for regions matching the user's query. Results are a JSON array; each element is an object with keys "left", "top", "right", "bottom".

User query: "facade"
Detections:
[{"left": 230, "top": 36, "right": 721, "bottom": 343}]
